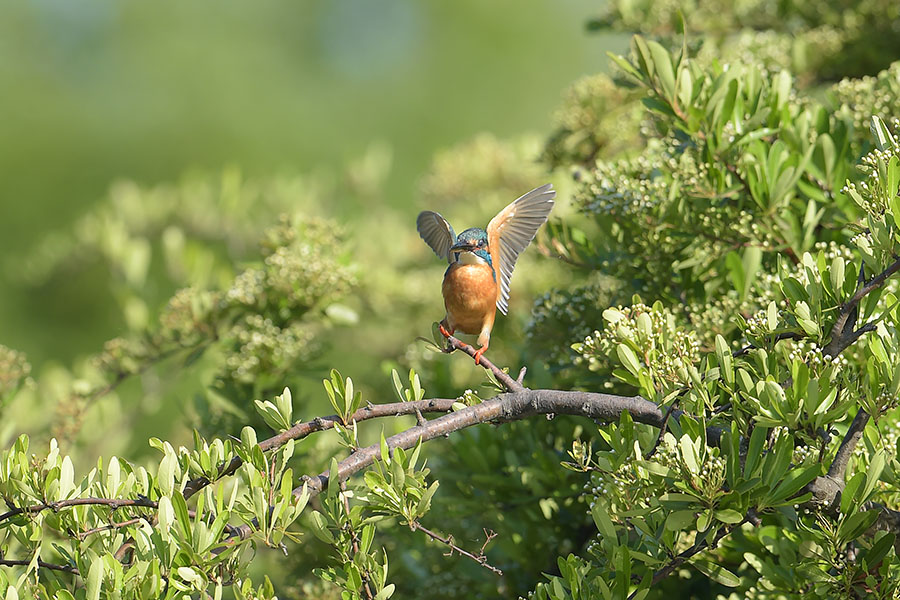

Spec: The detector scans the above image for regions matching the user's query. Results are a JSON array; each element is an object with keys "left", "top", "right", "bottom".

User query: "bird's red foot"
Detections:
[
  {"left": 473, "top": 347, "right": 486, "bottom": 365},
  {"left": 439, "top": 324, "right": 453, "bottom": 338}
]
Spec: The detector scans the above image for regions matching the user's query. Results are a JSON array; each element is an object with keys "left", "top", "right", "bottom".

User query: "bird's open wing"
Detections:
[
  {"left": 486, "top": 184, "right": 555, "bottom": 315},
  {"left": 417, "top": 210, "right": 456, "bottom": 263}
]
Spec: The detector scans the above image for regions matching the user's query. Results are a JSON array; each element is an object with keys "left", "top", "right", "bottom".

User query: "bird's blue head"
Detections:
[{"left": 450, "top": 228, "right": 492, "bottom": 266}]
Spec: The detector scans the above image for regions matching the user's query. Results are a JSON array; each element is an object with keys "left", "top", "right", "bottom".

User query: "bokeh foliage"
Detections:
[{"left": 4, "top": 1, "right": 900, "bottom": 599}]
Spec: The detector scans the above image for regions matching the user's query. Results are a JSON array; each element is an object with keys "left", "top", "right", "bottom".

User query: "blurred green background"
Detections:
[
  {"left": 0, "top": 0, "right": 618, "bottom": 367},
  {"left": 0, "top": 5, "right": 625, "bottom": 595}
]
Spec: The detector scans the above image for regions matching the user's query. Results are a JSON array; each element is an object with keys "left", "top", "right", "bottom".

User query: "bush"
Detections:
[{"left": 4, "top": 5, "right": 900, "bottom": 599}]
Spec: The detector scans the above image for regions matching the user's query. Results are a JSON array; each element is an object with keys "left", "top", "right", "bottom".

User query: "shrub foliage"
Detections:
[{"left": 4, "top": 4, "right": 900, "bottom": 599}]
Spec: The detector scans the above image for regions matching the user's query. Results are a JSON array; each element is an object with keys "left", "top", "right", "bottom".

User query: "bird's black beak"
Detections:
[{"left": 450, "top": 240, "right": 477, "bottom": 252}]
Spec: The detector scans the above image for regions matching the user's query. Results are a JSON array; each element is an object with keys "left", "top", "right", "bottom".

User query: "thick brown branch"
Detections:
[
  {"left": 805, "top": 409, "right": 873, "bottom": 512},
  {"left": 828, "top": 409, "right": 870, "bottom": 481},
  {"left": 294, "top": 389, "right": 702, "bottom": 501},
  {"left": 225, "top": 388, "right": 679, "bottom": 539},
  {"left": 182, "top": 398, "right": 457, "bottom": 500}
]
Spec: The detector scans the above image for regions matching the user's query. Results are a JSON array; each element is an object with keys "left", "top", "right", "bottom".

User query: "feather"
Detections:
[
  {"left": 486, "top": 184, "right": 555, "bottom": 315},
  {"left": 417, "top": 210, "right": 456, "bottom": 263}
]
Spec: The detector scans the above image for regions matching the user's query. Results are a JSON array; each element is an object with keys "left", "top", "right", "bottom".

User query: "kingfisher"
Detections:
[{"left": 417, "top": 184, "right": 555, "bottom": 364}]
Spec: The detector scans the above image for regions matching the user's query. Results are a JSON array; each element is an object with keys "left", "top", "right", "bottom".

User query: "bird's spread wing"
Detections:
[
  {"left": 487, "top": 183, "right": 555, "bottom": 315},
  {"left": 417, "top": 210, "right": 456, "bottom": 263}
]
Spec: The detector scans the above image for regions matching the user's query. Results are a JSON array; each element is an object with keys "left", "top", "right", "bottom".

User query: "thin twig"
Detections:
[
  {"left": 0, "top": 496, "right": 158, "bottom": 525},
  {"left": 0, "top": 558, "right": 79, "bottom": 575},
  {"left": 441, "top": 334, "right": 525, "bottom": 393},
  {"left": 826, "top": 255, "right": 900, "bottom": 356},
  {"left": 76, "top": 516, "right": 146, "bottom": 539},
  {"left": 340, "top": 483, "right": 375, "bottom": 600},
  {"left": 646, "top": 394, "right": 683, "bottom": 458},
  {"left": 627, "top": 524, "right": 736, "bottom": 599},
  {"left": 410, "top": 521, "right": 502, "bottom": 576},
  {"left": 733, "top": 331, "right": 803, "bottom": 358}
]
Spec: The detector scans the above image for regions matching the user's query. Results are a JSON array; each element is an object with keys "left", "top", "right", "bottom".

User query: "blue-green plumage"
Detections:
[{"left": 448, "top": 227, "right": 494, "bottom": 280}]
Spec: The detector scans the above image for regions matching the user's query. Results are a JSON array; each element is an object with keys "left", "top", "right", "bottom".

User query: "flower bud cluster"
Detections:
[
  {"left": 576, "top": 303, "right": 701, "bottom": 384},
  {"left": 223, "top": 315, "right": 316, "bottom": 384},
  {"left": 0, "top": 345, "right": 31, "bottom": 399},
  {"left": 792, "top": 443, "right": 817, "bottom": 465},
  {"left": 742, "top": 307, "right": 780, "bottom": 340},
  {"left": 527, "top": 282, "right": 618, "bottom": 370},
  {"left": 832, "top": 63, "right": 900, "bottom": 138},
  {"left": 785, "top": 340, "right": 849, "bottom": 371}
]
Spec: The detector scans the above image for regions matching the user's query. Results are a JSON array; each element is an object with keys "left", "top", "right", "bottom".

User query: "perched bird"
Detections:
[{"left": 417, "top": 184, "right": 555, "bottom": 364}]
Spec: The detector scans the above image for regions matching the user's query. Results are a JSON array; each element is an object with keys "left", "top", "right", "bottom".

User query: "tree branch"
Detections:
[
  {"left": 733, "top": 331, "right": 802, "bottom": 358},
  {"left": 627, "top": 523, "right": 735, "bottom": 599},
  {"left": 0, "top": 558, "right": 79, "bottom": 575},
  {"left": 442, "top": 334, "right": 525, "bottom": 392},
  {"left": 0, "top": 496, "right": 158, "bottom": 525},
  {"left": 76, "top": 516, "right": 146, "bottom": 539},
  {"left": 828, "top": 409, "right": 870, "bottom": 482},
  {"left": 825, "top": 255, "right": 900, "bottom": 356},
  {"left": 292, "top": 389, "right": 708, "bottom": 501},
  {"left": 409, "top": 521, "right": 502, "bottom": 576},
  {"left": 182, "top": 398, "right": 457, "bottom": 500}
]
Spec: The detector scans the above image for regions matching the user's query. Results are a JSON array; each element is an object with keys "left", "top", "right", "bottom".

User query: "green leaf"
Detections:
[
  {"left": 679, "top": 435, "right": 699, "bottom": 474},
  {"left": 871, "top": 116, "right": 898, "bottom": 151},
  {"left": 374, "top": 584, "right": 396, "bottom": 600},
  {"left": 714, "top": 509, "right": 744, "bottom": 524},
  {"left": 87, "top": 559, "right": 104, "bottom": 600},
  {"left": 158, "top": 495, "right": 174, "bottom": 533},
  {"left": 632, "top": 36, "right": 654, "bottom": 80},
  {"left": 171, "top": 492, "right": 192, "bottom": 541},
  {"left": 606, "top": 52, "right": 642, "bottom": 82},
  {"left": 616, "top": 344, "right": 643, "bottom": 377},
  {"left": 380, "top": 432, "right": 390, "bottom": 464},
  {"left": 693, "top": 559, "right": 740, "bottom": 587},
  {"left": 308, "top": 511, "right": 335, "bottom": 544},
  {"left": 323, "top": 378, "right": 340, "bottom": 416},
  {"left": 769, "top": 465, "right": 820, "bottom": 506},
  {"left": 344, "top": 377, "right": 355, "bottom": 417},
  {"left": 830, "top": 257, "right": 845, "bottom": 299},
  {"left": 841, "top": 472, "right": 865, "bottom": 514},
  {"left": 417, "top": 481, "right": 439, "bottom": 516},
  {"left": 648, "top": 41, "right": 676, "bottom": 101},
  {"left": 328, "top": 457, "right": 340, "bottom": 499},
  {"left": 391, "top": 369, "right": 404, "bottom": 403},
  {"left": 839, "top": 509, "right": 880, "bottom": 544},
  {"left": 696, "top": 510, "right": 711, "bottom": 532},
  {"left": 665, "top": 510, "right": 696, "bottom": 531},
  {"left": 865, "top": 531, "right": 895, "bottom": 567},
  {"left": 860, "top": 451, "right": 886, "bottom": 503},
  {"left": 715, "top": 335, "right": 733, "bottom": 384},
  {"left": 591, "top": 502, "right": 617, "bottom": 540}
]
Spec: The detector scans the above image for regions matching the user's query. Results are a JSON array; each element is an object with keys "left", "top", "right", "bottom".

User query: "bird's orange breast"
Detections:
[{"left": 442, "top": 262, "right": 497, "bottom": 334}]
